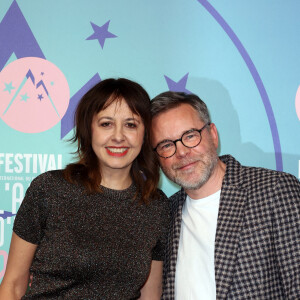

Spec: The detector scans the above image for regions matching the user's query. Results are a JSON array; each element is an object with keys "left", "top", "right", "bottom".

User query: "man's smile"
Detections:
[{"left": 174, "top": 159, "right": 199, "bottom": 171}]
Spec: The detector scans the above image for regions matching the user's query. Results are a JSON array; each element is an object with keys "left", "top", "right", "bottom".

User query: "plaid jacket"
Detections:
[{"left": 162, "top": 155, "right": 300, "bottom": 299}]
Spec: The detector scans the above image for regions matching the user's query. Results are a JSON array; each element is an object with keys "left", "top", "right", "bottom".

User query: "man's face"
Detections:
[{"left": 151, "top": 103, "right": 219, "bottom": 191}]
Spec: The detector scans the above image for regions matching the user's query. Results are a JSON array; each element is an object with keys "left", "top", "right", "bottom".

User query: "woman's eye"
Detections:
[
  {"left": 126, "top": 122, "right": 137, "bottom": 128},
  {"left": 100, "top": 122, "right": 111, "bottom": 127}
]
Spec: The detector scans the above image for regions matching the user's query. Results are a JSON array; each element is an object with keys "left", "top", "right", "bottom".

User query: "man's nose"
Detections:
[{"left": 175, "top": 140, "right": 190, "bottom": 158}]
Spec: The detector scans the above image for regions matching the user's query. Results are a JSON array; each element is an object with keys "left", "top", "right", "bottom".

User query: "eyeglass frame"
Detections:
[{"left": 153, "top": 122, "right": 211, "bottom": 158}]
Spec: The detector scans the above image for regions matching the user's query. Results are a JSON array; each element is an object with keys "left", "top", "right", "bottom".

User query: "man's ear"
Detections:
[{"left": 209, "top": 123, "right": 219, "bottom": 148}]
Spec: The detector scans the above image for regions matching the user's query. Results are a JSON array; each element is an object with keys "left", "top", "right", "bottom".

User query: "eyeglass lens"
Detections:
[{"left": 157, "top": 130, "right": 201, "bottom": 158}]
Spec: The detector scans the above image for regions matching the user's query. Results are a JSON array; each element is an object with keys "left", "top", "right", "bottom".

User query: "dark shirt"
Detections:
[{"left": 14, "top": 170, "right": 170, "bottom": 299}]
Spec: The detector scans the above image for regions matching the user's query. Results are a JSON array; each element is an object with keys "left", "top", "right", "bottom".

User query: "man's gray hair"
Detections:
[{"left": 151, "top": 91, "right": 211, "bottom": 124}]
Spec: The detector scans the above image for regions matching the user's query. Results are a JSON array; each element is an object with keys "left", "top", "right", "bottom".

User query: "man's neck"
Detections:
[{"left": 186, "top": 159, "right": 226, "bottom": 200}]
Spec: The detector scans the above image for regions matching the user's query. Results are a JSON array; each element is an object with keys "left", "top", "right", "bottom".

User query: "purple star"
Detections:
[
  {"left": 0, "top": 211, "right": 16, "bottom": 219},
  {"left": 37, "top": 94, "right": 43, "bottom": 101},
  {"left": 86, "top": 21, "right": 117, "bottom": 49},
  {"left": 164, "top": 73, "right": 191, "bottom": 93}
]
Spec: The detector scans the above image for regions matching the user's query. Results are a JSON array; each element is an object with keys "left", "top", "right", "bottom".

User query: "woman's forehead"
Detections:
[{"left": 96, "top": 98, "right": 141, "bottom": 119}]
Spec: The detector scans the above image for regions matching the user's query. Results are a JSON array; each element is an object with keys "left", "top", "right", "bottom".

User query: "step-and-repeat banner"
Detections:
[{"left": 1, "top": 0, "right": 300, "bottom": 279}]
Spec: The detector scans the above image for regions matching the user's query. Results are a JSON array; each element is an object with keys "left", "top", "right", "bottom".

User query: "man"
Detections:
[{"left": 150, "top": 91, "right": 300, "bottom": 299}]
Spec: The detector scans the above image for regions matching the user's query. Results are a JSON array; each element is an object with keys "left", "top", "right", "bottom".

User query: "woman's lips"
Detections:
[{"left": 106, "top": 147, "right": 129, "bottom": 157}]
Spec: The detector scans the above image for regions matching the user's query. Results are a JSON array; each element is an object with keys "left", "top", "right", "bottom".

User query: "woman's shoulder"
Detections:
[
  {"left": 27, "top": 170, "right": 69, "bottom": 194},
  {"left": 30, "top": 169, "right": 64, "bottom": 185},
  {"left": 152, "top": 189, "right": 171, "bottom": 235},
  {"left": 156, "top": 188, "right": 168, "bottom": 201},
  {"left": 151, "top": 188, "right": 170, "bottom": 211}
]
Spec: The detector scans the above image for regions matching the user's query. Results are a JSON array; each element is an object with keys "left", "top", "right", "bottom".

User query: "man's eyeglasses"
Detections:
[{"left": 153, "top": 123, "right": 211, "bottom": 158}]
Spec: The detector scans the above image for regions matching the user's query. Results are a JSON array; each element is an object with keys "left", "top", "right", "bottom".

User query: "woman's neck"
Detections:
[{"left": 100, "top": 170, "right": 132, "bottom": 190}]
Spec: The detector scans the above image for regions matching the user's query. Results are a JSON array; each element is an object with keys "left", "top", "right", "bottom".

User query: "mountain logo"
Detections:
[{"left": 0, "top": 57, "right": 69, "bottom": 133}]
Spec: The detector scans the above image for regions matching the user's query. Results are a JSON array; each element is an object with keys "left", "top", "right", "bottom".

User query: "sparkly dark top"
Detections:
[{"left": 14, "top": 170, "right": 170, "bottom": 299}]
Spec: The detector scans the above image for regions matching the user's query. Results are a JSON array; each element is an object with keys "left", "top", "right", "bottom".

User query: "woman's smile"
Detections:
[{"left": 106, "top": 146, "right": 129, "bottom": 156}]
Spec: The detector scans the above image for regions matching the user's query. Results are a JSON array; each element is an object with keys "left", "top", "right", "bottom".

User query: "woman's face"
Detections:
[{"left": 91, "top": 98, "right": 145, "bottom": 176}]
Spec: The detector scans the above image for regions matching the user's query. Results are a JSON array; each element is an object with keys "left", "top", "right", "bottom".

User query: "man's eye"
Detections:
[
  {"left": 161, "top": 143, "right": 173, "bottom": 150},
  {"left": 184, "top": 131, "right": 199, "bottom": 141},
  {"left": 186, "top": 133, "right": 196, "bottom": 139}
]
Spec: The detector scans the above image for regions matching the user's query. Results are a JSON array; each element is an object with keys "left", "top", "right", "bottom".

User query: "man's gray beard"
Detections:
[{"left": 161, "top": 149, "right": 219, "bottom": 190}]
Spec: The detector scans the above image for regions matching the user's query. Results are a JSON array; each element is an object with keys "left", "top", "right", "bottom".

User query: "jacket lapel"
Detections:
[
  {"left": 164, "top": 188, "right": 186, "bottom": 298},
  {"left": 215, "top": 155, "right": 247, "bottom": 299}
]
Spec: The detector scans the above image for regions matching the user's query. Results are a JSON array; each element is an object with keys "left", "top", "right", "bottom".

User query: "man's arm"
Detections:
[{"left": 273, "top": 174, "right": 300, "bottom": 298}]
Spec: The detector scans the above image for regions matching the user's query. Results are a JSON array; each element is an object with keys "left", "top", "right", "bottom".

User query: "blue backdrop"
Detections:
[{"left": 0, "top": 0, "right": 300, "bottom": 279}]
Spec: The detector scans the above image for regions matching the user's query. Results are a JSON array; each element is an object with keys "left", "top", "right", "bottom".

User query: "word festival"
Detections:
[{"left": 0, "top": 153, "right": 63, "bottom": 174}]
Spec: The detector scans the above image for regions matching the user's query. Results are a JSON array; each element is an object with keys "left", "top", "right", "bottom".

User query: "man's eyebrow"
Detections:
[
  {"left": 159, "top": 128, "right": 198, "bottom": 141},
  {"left": 155, "top": 128, "right": 196, "bottom": 146},
  {"left": 156, "top": 138, "right": 174, "bottom": 145}
]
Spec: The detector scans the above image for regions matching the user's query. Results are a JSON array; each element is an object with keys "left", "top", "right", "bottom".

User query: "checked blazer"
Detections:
[{"left": 162, "top": 155, "right": 300, "bottom": 299}]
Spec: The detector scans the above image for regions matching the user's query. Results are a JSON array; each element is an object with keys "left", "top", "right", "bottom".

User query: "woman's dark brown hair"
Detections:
[{"left": 63, "top": 78, "right": 159, "bottom": 204}]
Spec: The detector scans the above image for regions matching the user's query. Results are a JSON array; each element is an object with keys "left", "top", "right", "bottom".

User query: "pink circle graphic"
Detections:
[
  {"left": 295, "top": 85, "right": 300, "bottom": 121},
  {"left": 0, "top": 57, "right": 70, "bottom": 133}
]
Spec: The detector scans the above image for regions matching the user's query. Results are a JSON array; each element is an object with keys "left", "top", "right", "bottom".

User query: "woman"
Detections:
[{"left": 0, "top": 78, "right": 170, "bottom": 299}]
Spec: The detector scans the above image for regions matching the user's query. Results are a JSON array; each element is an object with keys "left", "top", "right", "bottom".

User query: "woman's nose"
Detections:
[{"left": 112, "top": 125, "right": 125, "bottom": 142}]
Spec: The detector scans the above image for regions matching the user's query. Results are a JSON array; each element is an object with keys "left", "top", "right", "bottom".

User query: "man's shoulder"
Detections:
[
  {"left": 244, "top": 165, "right": 299, "bottom": 191},
  {"left": 167, "top": 189, "right": 186, "bottom": 212},
  {"left": 221, "top": 154, "right": 299, "bottom": 188},
  {"left": 169, "top": 189, "right": 184, "bottom": 201}
]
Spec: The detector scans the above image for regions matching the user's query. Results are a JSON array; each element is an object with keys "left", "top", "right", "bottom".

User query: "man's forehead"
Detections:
[
  {"left": 153, "top": 103, "right": 197, "bottom": 122},
  {"left": 152, "top": 106, "right": 204, "bottom": 141}
]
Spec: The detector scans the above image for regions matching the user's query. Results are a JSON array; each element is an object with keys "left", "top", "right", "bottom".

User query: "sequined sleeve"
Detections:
[
  {"left": 13, "top": 173, "right": 49, "bottom": 245},
  {"left": 151, "top": 190, "right": 171, "bottom": 261}
]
